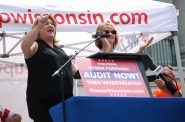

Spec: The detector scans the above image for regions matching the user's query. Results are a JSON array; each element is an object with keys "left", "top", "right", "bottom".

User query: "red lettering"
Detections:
[
  {"left": 120, "top": 13, "right": 130, "bottom": 24},
  {"left": 54, "top": 14, "right": 65, "bottom": 24},
  {"left": 78, "top": 14, "right": 87, "bottom": 24},
  {"left": 0, "top": 8, "right": 148, "bottom": 29},
  {"left": 110, "top": 12, "right": 148, "bottom": 25},
  {"left": 28, "top": 9, "right": 34, "bottom": 23},
  {"left": 93, "top": 13, "right": 104, "bottom": 24},
  {"left": 15, "top": 66, "right": 24, "bottom": 74},
  {"left": 3, "top": 64, "right": 13, "bottom": 78},
  {"left": 0, "top": 13, "right": 11, "bottom": 28},
  {"left": 87, "top": 10, "right": 92, "bottom": 24},
  {"left": 66, "top": 13, "right": 78, "bottom": 24},
  {"left": 131, "top": 13, "right": 148, "bottom": 24},
  {"left": 10, "top": 13, "right": 27, "bottom": 24},
  {"left": 0, "top": 64, "right": 27, "bottom": 78},
  {"left": 110, "top": 13, "right": 119, "bottom": 25}
]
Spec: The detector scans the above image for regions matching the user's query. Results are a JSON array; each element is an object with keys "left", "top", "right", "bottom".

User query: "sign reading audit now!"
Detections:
[{"left": 76, "top": 58, "right": 150, "bottom": 97}]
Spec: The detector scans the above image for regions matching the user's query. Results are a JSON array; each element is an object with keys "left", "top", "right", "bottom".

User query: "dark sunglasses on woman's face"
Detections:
[{"left": 103, "top": 30, "right": 116, "bottom": 35}]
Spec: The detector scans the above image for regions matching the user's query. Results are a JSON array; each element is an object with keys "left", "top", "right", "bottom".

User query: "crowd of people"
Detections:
[{"left": 1, "top": 14, "right": 182, "bottom": 122}]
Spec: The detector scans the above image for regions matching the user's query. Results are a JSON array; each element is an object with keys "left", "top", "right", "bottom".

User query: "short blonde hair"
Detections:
[
  {"left": 95, "top": 22, "right": 119, "bottom": 50},
  {"left": 32, "top": 14, "right": 58, "bottom": 44}
]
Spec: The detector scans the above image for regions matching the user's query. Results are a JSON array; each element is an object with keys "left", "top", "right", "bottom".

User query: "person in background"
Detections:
[
  {"left": 94, "top": 22, "right": 153, "bottom": 53},
  {"left": 21, "top": 14, "right": 77, "bottom": 122},
  {"left": 0, "top": 105, "right": 21, "bottom": 122},
  {"left": 153, "top": 65, "right": 182, "bottom": 97}
]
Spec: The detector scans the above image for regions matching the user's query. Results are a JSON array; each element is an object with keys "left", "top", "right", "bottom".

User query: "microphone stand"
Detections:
[{"left": 52, "top": 38, "right": 96, "bottom": 122}]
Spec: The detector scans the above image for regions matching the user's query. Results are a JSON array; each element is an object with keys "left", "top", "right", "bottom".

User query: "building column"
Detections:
[{"left": 173, "top": 33, "right": 185, "bottom": 97}]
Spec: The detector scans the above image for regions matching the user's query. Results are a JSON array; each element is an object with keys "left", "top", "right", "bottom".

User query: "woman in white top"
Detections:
[{"left": 94, "top": 22, "right": 153, "bottom": 53}]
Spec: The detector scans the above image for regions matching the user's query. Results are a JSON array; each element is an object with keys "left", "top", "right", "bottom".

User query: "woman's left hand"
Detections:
[{"left": 138, "top": 37, "right": 153, "bottom": 53}]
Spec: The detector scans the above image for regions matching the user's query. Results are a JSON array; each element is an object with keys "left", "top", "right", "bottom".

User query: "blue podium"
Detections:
[{"left": 49, "top": 96, "right": 185, "bottom": 122}]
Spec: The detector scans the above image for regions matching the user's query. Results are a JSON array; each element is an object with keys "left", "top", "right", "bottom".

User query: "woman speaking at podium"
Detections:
[{"left": 21, "top": 14, "right": 77, "bottom": 122}]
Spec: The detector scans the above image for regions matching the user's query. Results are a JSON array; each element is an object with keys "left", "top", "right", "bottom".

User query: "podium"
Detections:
[
  {"left": 87, "top": 52, "right": 153, "bottom": 68},
  {"left": 49, "top": 96, "right": 185, "bottom": 122},
  {"left": 50, "top": 53, "right": 174, "bottom": 122},
  {"left": 76, "top": 52, "right": 153, "bottom": 97}
]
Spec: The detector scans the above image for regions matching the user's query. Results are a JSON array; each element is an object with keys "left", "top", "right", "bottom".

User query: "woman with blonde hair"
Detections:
[
  {"left": 21, "top": 14, "right": 77, "bottom": 122},
  {"left": 95, "top": 22, "right": 153, "bottom": 53}
]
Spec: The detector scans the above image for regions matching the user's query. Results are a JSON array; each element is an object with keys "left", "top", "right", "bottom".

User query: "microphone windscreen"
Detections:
[{"left": 92, "top": 33, "right": 101, "bottom": 39}]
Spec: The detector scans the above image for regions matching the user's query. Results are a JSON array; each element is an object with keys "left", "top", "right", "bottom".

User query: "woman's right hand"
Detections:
[
  {"left": 37, "top": 14, "right": 50, "bottom": 28},
  {"left": 101, "top": 38, "right": 112, "bottom": 52}
]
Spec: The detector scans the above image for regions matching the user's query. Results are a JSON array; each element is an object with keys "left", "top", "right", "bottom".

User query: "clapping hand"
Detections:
[{"left": 138, "top": 37, "right": 153, "bottom": 53}]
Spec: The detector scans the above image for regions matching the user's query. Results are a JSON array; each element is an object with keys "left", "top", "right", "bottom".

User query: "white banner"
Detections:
[{"left": 0, "top": 0, "right": 177, "bottom": 32}]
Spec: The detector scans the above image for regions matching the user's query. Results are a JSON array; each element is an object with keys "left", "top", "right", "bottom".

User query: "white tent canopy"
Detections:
[
  {"left": 0, "top": 0, "right": 178, "bottom": 122},
  {"left": 0, "top": 0, "right": 177, "bottom": 62},
  {"left": 0, "top": 0, "right": 177, "bottom": 32}
]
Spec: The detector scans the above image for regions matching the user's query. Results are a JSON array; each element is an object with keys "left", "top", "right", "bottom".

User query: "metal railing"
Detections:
[{"left": 144, "top": 36, "right": 177, "bottom": 66}]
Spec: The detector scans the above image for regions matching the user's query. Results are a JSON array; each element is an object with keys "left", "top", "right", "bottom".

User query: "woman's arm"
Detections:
[
  {"left": 71, "top": 61, "right": 78, "bottom": 75},
  {"left": 21, "top": 15, "right": 49, "bottom": 59}
]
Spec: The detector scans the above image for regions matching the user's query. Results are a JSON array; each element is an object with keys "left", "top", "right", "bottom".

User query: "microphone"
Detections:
[
  {"left": 92, "top": 33, "right": 111, "bottom": 39},
  {"left": 149, "top": 62, "right": 179, "bottom": 95}
]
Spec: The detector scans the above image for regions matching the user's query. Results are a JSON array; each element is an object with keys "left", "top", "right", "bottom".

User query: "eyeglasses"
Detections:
[{"left": 103, "top": 30, "right": 116, "bottom": 35}]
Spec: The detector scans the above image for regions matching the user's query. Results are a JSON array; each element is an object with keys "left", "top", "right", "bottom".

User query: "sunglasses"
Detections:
[{"left": 103, "top": 30, "right": 117, "bottom": 35}]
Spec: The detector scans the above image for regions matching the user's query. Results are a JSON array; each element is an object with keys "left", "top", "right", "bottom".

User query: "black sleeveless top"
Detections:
[{"left": 25, "top": 40, "right": 73, "bottom": 117}]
